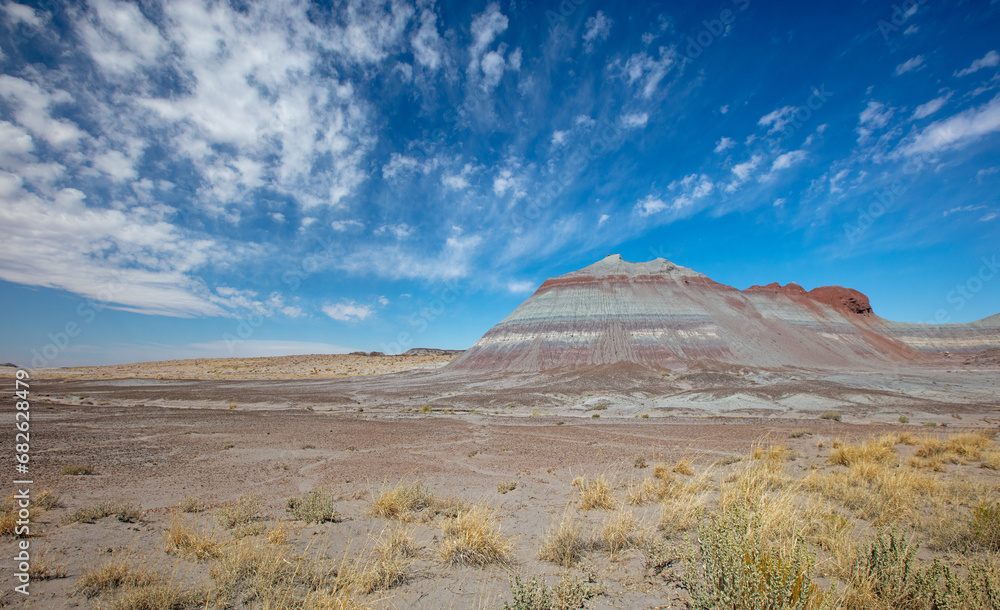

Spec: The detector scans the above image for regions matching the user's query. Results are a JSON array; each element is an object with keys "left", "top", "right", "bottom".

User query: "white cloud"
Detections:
[
  {"left": 507, "top": 280, "right": 536, "bottom": 294},
  {"left": 0, "top": 75, "right": 86, "bottom": 148},
  {"left": 336, "top": 234, "right": 483, "bottom": 281},
  {"left": 270, "top": 212, "right": 285, "bottom": 223},
  {"left": 894, "top": 55, "right": 925, "bottom": 76},
  {"left": 3, "top": 2, "right": 43, "bottom": 27},
  {"left": 322, "top": 0, "right": 414, "bottom": 64},
  {"left": 467, "top": 3, "right": 519, "bottom": 92},
  {"left": 899, "top": 95, "right": 1000, "bottom": 156},
  {"left": 956, "top": 50, "right": 999, "bottom": 77},
  {"left": 857, "top": 100, "right": 894, "bottom": 143},
  {"left": 770, "top": 150, "right": 807, "bottom": 172},
  {"left": 598, "top": 213, "right": 610, "bottom": 225},
  {"left": 492, "top": 167, "right": 525, "bottom": 199},
  {"left": 331, "top": 219, "right": 364, "bottom": 232},
  {"left": 981, "top": 212, "right": 998, "bottom": 222},
  {"left": 714, "top": 136, "right": 735, "bottom": 153},
  {"left": 381, "top": 153, "right": 422, "bottom": 178},
  {"left": 322, "top": 301, "right": 374, "bottom": 322},
  {"left": 551, "top": 130, "right": 568, "bottom": 146},
  {"left": 758, "top": 106, "right": 796, "bottom": 134},
  {"left": 621, "top": 112, "right": 649, "bottom": 128},
  {"left": 411, "top": 8, "right": 444, "bottom": 70},
  {"left": 731, "top": 154, "right": 763, "bottom": 181},
  {"left": 575, "top": 115, "right": 596, "bottom": 128},
  {"left": 375, "top": 224, "right": 413, "bottom": 239},
  {"left": 618, "top": 50, "right": 673, "bottom": 99},
  {"left": 773, "top": 198, "right": 786, "bottom": 207},
  {"left": 185, "top": 340, "right": 349, "bottom": 358},
  {"left": 719, "top": 104, "right": 729, "bottom": 114},
  {"left": 911, "top": 95, "right": 950, "bottom": 120},
  {"left": 0, "top": 171, "right": 232, "bottom": 317},
  {"left": 942, "top": 204, "right": 986, "bottom": 217},
  {"left": 583, "top": 10, "right": 612, "bottom": 52},
  {"left": 635, "top": 195, "right": 667, "bottom": 216}
]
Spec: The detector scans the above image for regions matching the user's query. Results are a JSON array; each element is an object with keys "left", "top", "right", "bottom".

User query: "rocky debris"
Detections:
[{"left": 348, "top": 351, "right": 386, "bottom": 357}]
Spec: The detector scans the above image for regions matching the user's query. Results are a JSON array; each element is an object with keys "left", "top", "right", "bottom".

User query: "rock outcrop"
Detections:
[{"left": 447, "top": 255, "right": 1000, "bottom": 372}]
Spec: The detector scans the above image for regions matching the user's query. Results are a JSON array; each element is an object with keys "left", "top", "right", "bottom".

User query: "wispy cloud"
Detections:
[
  {"left": 898, "top": 95, "right": 1000, "bottom": 156},
  {"left": 956, "top": 50, "right": 999, "bottom": 77},
  {"left": 894, "top": 55, "right": 924, "bottom": 76},
  {"left": 322, "top": 301, "right": 374, "bottom": 322}
]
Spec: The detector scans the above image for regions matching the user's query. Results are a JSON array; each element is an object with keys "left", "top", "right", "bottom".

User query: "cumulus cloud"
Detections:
[
  {"left": 714, "top": 136, "right": 735, "bottom": 153},
  {"left": 857, "top": 100, "right": 894, "bottom": 143},
  {"left": 411, "top": 8, "right": 445, "bottom": 70},
  {"left": 322, "top": 301, "right": 374, "bottom": 322},
  {"left": 635, "top": 195, "right": 667, "bottom": 216},
  {"left": 770, "top": 149, "right": 807, "bottom": 172},
  {"left": 956, "top": 50, "right": 999, "bottom": 77},
  {"left": 616, "top": 49, "right": 673, "bottom": 98}
]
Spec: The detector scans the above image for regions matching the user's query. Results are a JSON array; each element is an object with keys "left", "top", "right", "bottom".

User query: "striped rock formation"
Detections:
[{"left": 448, "top": 255, "right": 1000, "bottom": 372}]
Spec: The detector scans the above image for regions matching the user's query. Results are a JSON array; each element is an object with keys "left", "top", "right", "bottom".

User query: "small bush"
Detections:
[
  {"left": 216, "top": 495, "right": 262, "bottom": 529},
  {"left": 845, "top": 529, "right": 943, "bottom": 609},
  {"left": 497, "top": 481, "right": 518, "bottom": 494},
  {"left": 899, "top": 415, "right": 910, "bottom": 424},
  {"left": 502, "top": 572, "right": 601, "bottom": 610},
  {"left": 61, "top": 463, "right": 95, "bottom": 475},
  {"left": 633, "top": 455, "right": 648, "bottom": 469},
  {"left": 789, "top": 429, "right": 813, "bottom": 438},
  {"left": 370, "top": 481, "right": 436, "bottom": 521},
  {"left": 28, "top": 553, "right": 66, "bottom": 580},
  {"left": 355, "top": 525, "right": 417, "bottom": 593},
  {"left": 969, "top": 502, "right": 1000, "bottom": 551},
  {"left": 684, "top": 506, "right": 826, "bottom": 610},
  {"left": 179, "top": 496, "right": 202, "bottom": 513},
  {"left": 287, "top": 489, "right": 340, "bottom": 524},
  {"left": 820, "top": 411, "right": 842, "bottom": 422},
  {"left": 75, "top": 557, "right": 158, "bottom": 598},
  {"left": 439, "top": 504, "right": 512, "bottom": 566},
  {"left": 35, "top": 489, "right": 62, "bottom": 509}
]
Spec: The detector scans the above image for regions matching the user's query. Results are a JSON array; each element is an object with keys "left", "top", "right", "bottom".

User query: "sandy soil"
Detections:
[{"left": 1, "top": 360, "right": 998, "bottom": 608}]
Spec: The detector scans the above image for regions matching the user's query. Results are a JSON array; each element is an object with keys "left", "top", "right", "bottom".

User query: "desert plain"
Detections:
[{"left": 1, "top": 353, "right": 999, "bottom": 609}]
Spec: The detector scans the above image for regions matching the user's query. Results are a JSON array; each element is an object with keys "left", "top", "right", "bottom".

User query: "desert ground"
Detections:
[{"left": 2, "top": 355, "right": 999, "bottom": 609}]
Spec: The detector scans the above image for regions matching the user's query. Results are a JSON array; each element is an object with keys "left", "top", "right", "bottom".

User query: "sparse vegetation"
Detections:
[
  {"left": 538, "top": 511, "right": 586, "bottom": 567},
  {"left": 63, "top": 501, "right": 142, "bottom": 524},
  {"left": 216, "top": 494, "right": 262, "bottom": 529},
  {"left": 820, "top": 411, "right": 842, "bottom": 422},
  {"left": 439, "top": 503, "right": 512, "bottom": 566},
  {"left": 370, "top": 480, "right": 465, "bottom": 522},
  {"left": 572, "top": 474, "right": 617, "bottom": 510},
  {"left": 61, "top": 463, "right": 95, "bottom": 475},
  {"left": 287, "top": 489, "right": 340, "bottom": 524},
  {"left": 497, "top": 480, "right": 518, "bottom": 494},
  {"left": 502, "top": 571, "right": 602, "bottom": 610},
  {"left": 163, "top": 513, "right": 221, "bottom": 560}
]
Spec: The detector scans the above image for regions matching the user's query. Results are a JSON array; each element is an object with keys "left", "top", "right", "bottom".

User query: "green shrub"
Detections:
[
  {"left": 501, "top": 572, "right": 601, "bottom": 610},
  {"left": 684, "top": 507, "right": 826, "bottom": 610},
  {"left": 969, "top": 502, "right": 1000, "bottom": 551}
]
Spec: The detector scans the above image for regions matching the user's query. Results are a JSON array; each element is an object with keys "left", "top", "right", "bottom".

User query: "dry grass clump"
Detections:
[
  {"left": 804, "top": 460, "right": 934, "bottom": 525},
  {"left": 913, "top": 431, "right": 994, "bottom": 466},
  {"left": 600, "top": 508, "right": 642, "bottom": 555},
  {"left": 370, "top": 480, "right": 464, "bottom": 522},
  {"left": 75, "top": 557, "right": 159, "bottom": 598},
  {"left": 828, "top": 436, "right": 897, "bottom": 467},
  {"left": 35, "top": 489, "right": 62, "bottom": 509},
  {"left": 497, "top": 480, "right": 518, "bottom": 494},
  {"left": 28, "top": 553, "right": 67, "bottom": 580},
  {"left": 969, "top": 502, "right": 1000, "bottom": 551},
  {"left": 538, "top": 511, "right": 586, "bottom": 567},
  {"left": 354, "top": 525, "right": 417, "bottom": 593},
  {"left": 63, "top": 501, "right": 143, "bottom": 524},
  {"left": 287, "top": 489, "right": 340, "bottom": 524},
  {"left": 439, "top": 503, "right": 512, "bottom": 566},
  {"left": 178, "top": 495, "right": 202, "bottom": 513},
  {"left": 572, "top": 474, "right": 617, "bottom": 510},
  {"left": 216, "top": 494, "right": 262, "bottom": 529},
  {"left": 60, "top": 463, "right": 95, "bottom": 475},
  {"left": 163, "top": 513, "right": 221, "bottom": 560},
  {"left": 673, "top": 459, "right": 695, "bottom": 476},
  {"left": 751, "top": 444, "right": 794, "bottom": 462},
  {"left": 211, "top": 537, "right": 342, "bottom": 607}
]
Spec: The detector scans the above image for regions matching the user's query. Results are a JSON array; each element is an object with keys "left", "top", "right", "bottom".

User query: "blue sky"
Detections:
[{"left": 1, "top": 0, "right": 998, "bottom": 367}]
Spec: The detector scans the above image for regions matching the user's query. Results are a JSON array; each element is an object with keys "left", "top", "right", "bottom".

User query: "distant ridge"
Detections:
[{"left": 447, "top": 255, "right": 1000, "bottom": 372}]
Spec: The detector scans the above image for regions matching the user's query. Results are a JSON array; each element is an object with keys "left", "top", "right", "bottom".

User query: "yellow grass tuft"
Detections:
[
  {"left": 600, "top": 508, "right": 642, "bottom": 555},
  {"left": 573, "top": 474, "right": 617, "bottom": 510},
  {"left": 539, "top": 510, "right": 586, "bottom": 567},
  {"left": 163, "top": 513, "right": 221, "bottom": 560},
  {"left": 355, "top": 525, "right": 417, "bottom": 593},
  {"left": 828, "top": 436, "right": 896, "bottom": 467},
  {"left": 673, "top": 459, "right": 695, "bottom": 476},
  {"left": 439, "top": 504, "right": 512, "bottom": 566}
]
